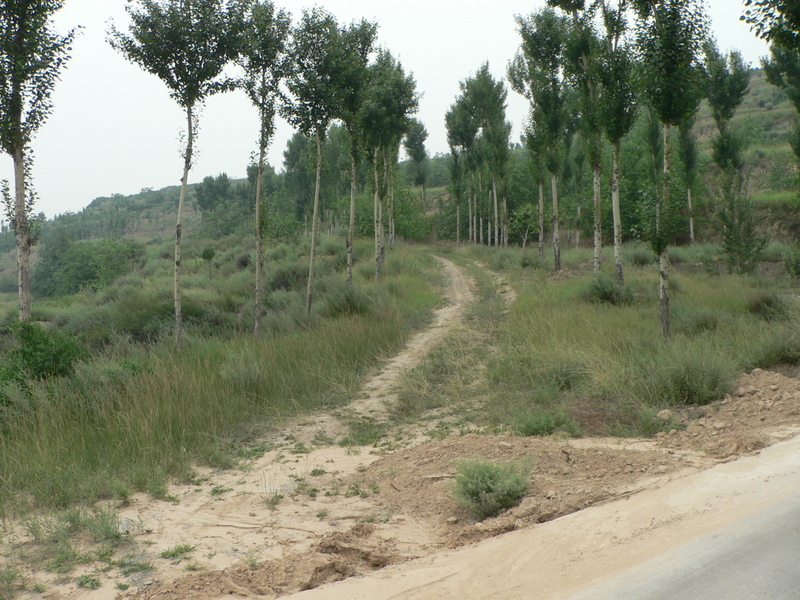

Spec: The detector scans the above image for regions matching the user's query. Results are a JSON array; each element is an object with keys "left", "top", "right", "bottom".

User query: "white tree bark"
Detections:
[
  {"left": 305, "top": 130, "right": 322, "bottom": 315},
  {"left": 551, "top": 172, "right": 561, "bottom": 272},
  {"left": 612, "top": 141, "right": 624, "bottom": 290},
  {"left": 13, "top": 146, "right": 30, "bottom": 322},
  {"left": 538, "top": 178, "right": 545, "bottom": 261},
  {"left": 174, "top": 104, "right": 194, "bottom": 350},
  {"left": 254, "top": 140, "right": 265, "bottom": 335},
  {"left": 593, "top": 163, "right": 602, "bottom": 272}
]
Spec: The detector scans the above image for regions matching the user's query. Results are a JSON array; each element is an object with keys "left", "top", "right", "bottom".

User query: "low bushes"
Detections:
[{"left": 453, "top": 460, "right": 529, "bottom": 520}]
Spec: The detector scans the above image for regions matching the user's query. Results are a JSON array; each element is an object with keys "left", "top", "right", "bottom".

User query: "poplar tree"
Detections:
[
  {"left": 283, "top": 7, "right": 343, "bottom": 314},
  {"left": 549, "top": 0, "right": 604, "bottom": 271},
  {"left": 463, "top": 64, "right": 510, "bottom": 248},
  {"left": 361, "top": 50, "right": 417, "bottom": 280},
  {"left": 597, "top": 0, "right": 637, "bottom": 289},
  {"left": 634, "top": 0, "right": 707, "bottom": 336},
  {"left": 0, "top": 0, "right": 76, "bottom": 321},
  {"left": 446, "top": 96, "right": 481, "bottom": 246},
  {"left": 236, "top": 0, "right": 290, "bottom": 336},
  {"left": 509, "top": 7, "right": 569, "bottom": 271},
  {"left": 109, "top": 0, "right": 240, "bottom": 349},
  {"left": 704, "top": 41, "right": 762, "bottom": 273},
  {"left": 335, "top": 19, "right": 377, "bottom": 289},
  {"left": 403, "top": 118, "right": 429, "bottom": 202}
]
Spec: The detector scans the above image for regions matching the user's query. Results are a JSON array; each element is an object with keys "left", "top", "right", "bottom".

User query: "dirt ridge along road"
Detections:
[{"left": 278, "top": 428, "right": 800, "bottom": 600}]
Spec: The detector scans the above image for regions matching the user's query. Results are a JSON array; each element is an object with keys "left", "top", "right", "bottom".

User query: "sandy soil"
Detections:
[{"left": 6, "top": 258, "right": 800, "bottom": 600}]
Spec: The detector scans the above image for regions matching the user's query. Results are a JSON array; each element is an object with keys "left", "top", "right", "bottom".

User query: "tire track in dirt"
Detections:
[{"left": 348, "top": 256, "right": 475, "bottom": 421}]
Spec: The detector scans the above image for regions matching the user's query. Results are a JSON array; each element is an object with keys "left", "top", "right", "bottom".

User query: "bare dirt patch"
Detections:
[{"left": 5, "top": 260, "right": 800, "bottom": 600}]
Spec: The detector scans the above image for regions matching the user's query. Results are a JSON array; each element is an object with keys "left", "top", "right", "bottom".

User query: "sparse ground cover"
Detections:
[{"left": 2, "top": 242, "right": 800, "bottom": 599}]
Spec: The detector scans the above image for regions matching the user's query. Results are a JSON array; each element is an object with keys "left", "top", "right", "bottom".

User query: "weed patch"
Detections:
[{"left": 452, "top": 460, "right": 529, "bottom": 520}]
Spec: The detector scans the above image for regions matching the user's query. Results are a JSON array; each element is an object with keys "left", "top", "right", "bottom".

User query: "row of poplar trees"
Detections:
[
  {"left": 443, "top": 0, "right": 764, "bottom": 337},
  {"left": 0, "top": 0, "right": 418, "bottom": 349}
]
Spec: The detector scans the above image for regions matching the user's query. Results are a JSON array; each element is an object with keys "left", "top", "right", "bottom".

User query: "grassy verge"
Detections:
[
  {"left": 0, "top": 243, "right": 441, "bottom": 514},
  {"left": 485, "top": 253, "right": 800, "bottom": 436}
]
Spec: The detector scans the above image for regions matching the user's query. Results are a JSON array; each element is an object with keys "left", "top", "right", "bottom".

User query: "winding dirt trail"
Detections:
[{"left": 348, "top": 256, "right": 474, "bottom": 421}]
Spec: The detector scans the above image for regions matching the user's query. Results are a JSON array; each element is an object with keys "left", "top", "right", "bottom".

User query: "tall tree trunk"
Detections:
[
  {"left": 576, "top": 202, "right": 582, "bottom": 249},
  {"left": 346, "top": 152, "right": 357, "bottom": 288},
  {"left": 538, "top": 178, "right": 545, "bottom": 261},
  {"left": 687, "top": 187, "right": 695, "bottom": 246},
  {"left": 456, "top": 200, "right": 461, "bottom": 247},
  {"left": 503, "top": 194, "right": 508, "bottom": 247},
  {"left": 373, "top": 146, "right": 379, "bottom": 279},
  {"left": 493, "top": 177, "right": 499, "bottom": 248},
  {"left": 593, "top": 162, "right": 602, "bottom": 272},
  {"left": 306, "top": 130, "right": 322, "bottom": 315},
  {"left": 254, "top": 141, "right": 265, "bottom": 336},
  {"left": 175, "top": 105, "right": 194, "bottom": 350},
  {"left": 468, "top": 172, "right": 474, "bottom": 243},
  {"left": 612, "top": 141, "right": 624, "bottom": 290},
  {"left": 660, "top": 123, "right": 672, "bottom": 337},
  {"left": 12, "top": 146, "right": 30, "bottom": 322},
  {"left": 388, "top": 154, "right": 395, "bottom": 250},
  {"left": 551, "top": 171, "right": 561, "bottom": 272}
]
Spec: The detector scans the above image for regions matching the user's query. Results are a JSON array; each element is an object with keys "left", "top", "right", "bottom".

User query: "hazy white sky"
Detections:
[{"left": 0, "top": 0, "right": 771, "bottom": 217}]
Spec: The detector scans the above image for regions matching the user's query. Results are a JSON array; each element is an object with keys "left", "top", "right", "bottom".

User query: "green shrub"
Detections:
[
  {"left": 746, "top": 290, "right": 789, "bottom": 321},
  {"left": 1, "top": 322, "right": 86, "bottom": 383},
  {"left": 519, "top": 253, "right": 539, "bottom": 269},
  {"left": 646, "top": 343, "right": 734, "bottom": 406},
  {"left": 626, "top": 245, "right": 656, "bottom": 266},
  {"left": 489, "top": 249, "right": 517, "bottom": 271},
  {"left": 453, "top": 460, "right": 529, "bottom": 520},
  {"left": 583, "top": 275, "right": 631, "bottom": 305},
  {"left": 785, "top": 246, "right": 800, "bottom": 279}
]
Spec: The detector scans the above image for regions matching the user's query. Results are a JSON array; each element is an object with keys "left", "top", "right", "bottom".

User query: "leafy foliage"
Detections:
[
  {"left": 33, "top": 231, "right": 144, "bottom": 297},
  {"left": 1, "top": 321, "right": 86, "bottom": 383},
  {"left": 108, "top": 0, "right": 241, "bottom": 109},
  {"left": 453, "top": 460, "right": 529, "bottom": 520}
]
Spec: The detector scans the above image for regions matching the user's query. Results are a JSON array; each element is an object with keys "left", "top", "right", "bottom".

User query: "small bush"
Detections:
[
  {"left": 1, "top": 322, "right": 87, "bottom": 383},
  {"left": 453, "top": 460, "right": 529, "bottom": 520},
  {"left": 490, "top": 249, "right": 517, "bottom": 271},
  {"left": 584, "top": 275, "right": 631, "bottom": 306},
  {"left": 236, "top": 254, "right": 252, "bottom": 269},
  {"left": 673, "top": 305, "right": 719, "bottom": 335},
  {"left": 627, "top": 245, "right": 656, "bottom": 266},
  {"left": 784, "top": 246, "right": 800, "bottom": 279},
  {"left": 519, "top": 253, "right": 539, "bottom": 269},
  {"left": 747, "top": 290, "right": 789, "bottom": 321}
]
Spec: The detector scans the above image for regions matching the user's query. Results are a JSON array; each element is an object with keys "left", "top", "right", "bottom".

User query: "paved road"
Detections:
[{"left": 568, "top": 492, "right": 800, "bottom": 600}]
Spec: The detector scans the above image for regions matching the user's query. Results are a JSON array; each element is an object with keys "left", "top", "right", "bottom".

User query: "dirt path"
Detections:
[
  {"left": 7, "top": 260, "right": 800, "bottom": 600},
  {"left": 347, "top": 256, "right": 474, "bottom": 422}
]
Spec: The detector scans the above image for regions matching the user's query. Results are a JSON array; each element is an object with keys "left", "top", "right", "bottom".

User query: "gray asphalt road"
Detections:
[{"left": 568, "top": 492, "right": 800, "bottom": 600}]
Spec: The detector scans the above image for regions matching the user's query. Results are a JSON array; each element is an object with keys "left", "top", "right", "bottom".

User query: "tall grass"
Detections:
[
  {"left": 487, "top": 267, "right": 800, "bottom": 434},
  {"left": 0, "top": 243, "right": 440, "bottom": 513}
]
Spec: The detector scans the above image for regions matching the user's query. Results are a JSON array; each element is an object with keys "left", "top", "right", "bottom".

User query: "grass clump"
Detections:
[
  {"left": 746, "top": 290, "right": 789, "bottom": 321},
  {"left": 339, "top": 419, "right": 386, "bottom": 447},
  {"left": 160, "top": 544, "right": 196, "bottom": 559},
  {"left": 583, "top": 275, "right": 632, "bottom": 306},
  {"left": 512, "top": 409, "right": 581, "bottom": 437},
  {"left": 76, "top": 575, "right": 101, "bottom": 589},
  {"left": 452, "top": 460, "right": 529, "bottom": 520}
]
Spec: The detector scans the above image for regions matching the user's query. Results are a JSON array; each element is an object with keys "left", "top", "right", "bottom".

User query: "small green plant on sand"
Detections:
[
  {"left": 160, "top": 544, "right": 195, "bottom": 559},
  {"left": 453, "top": 460, "right": 529, "bottom": 521}
]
